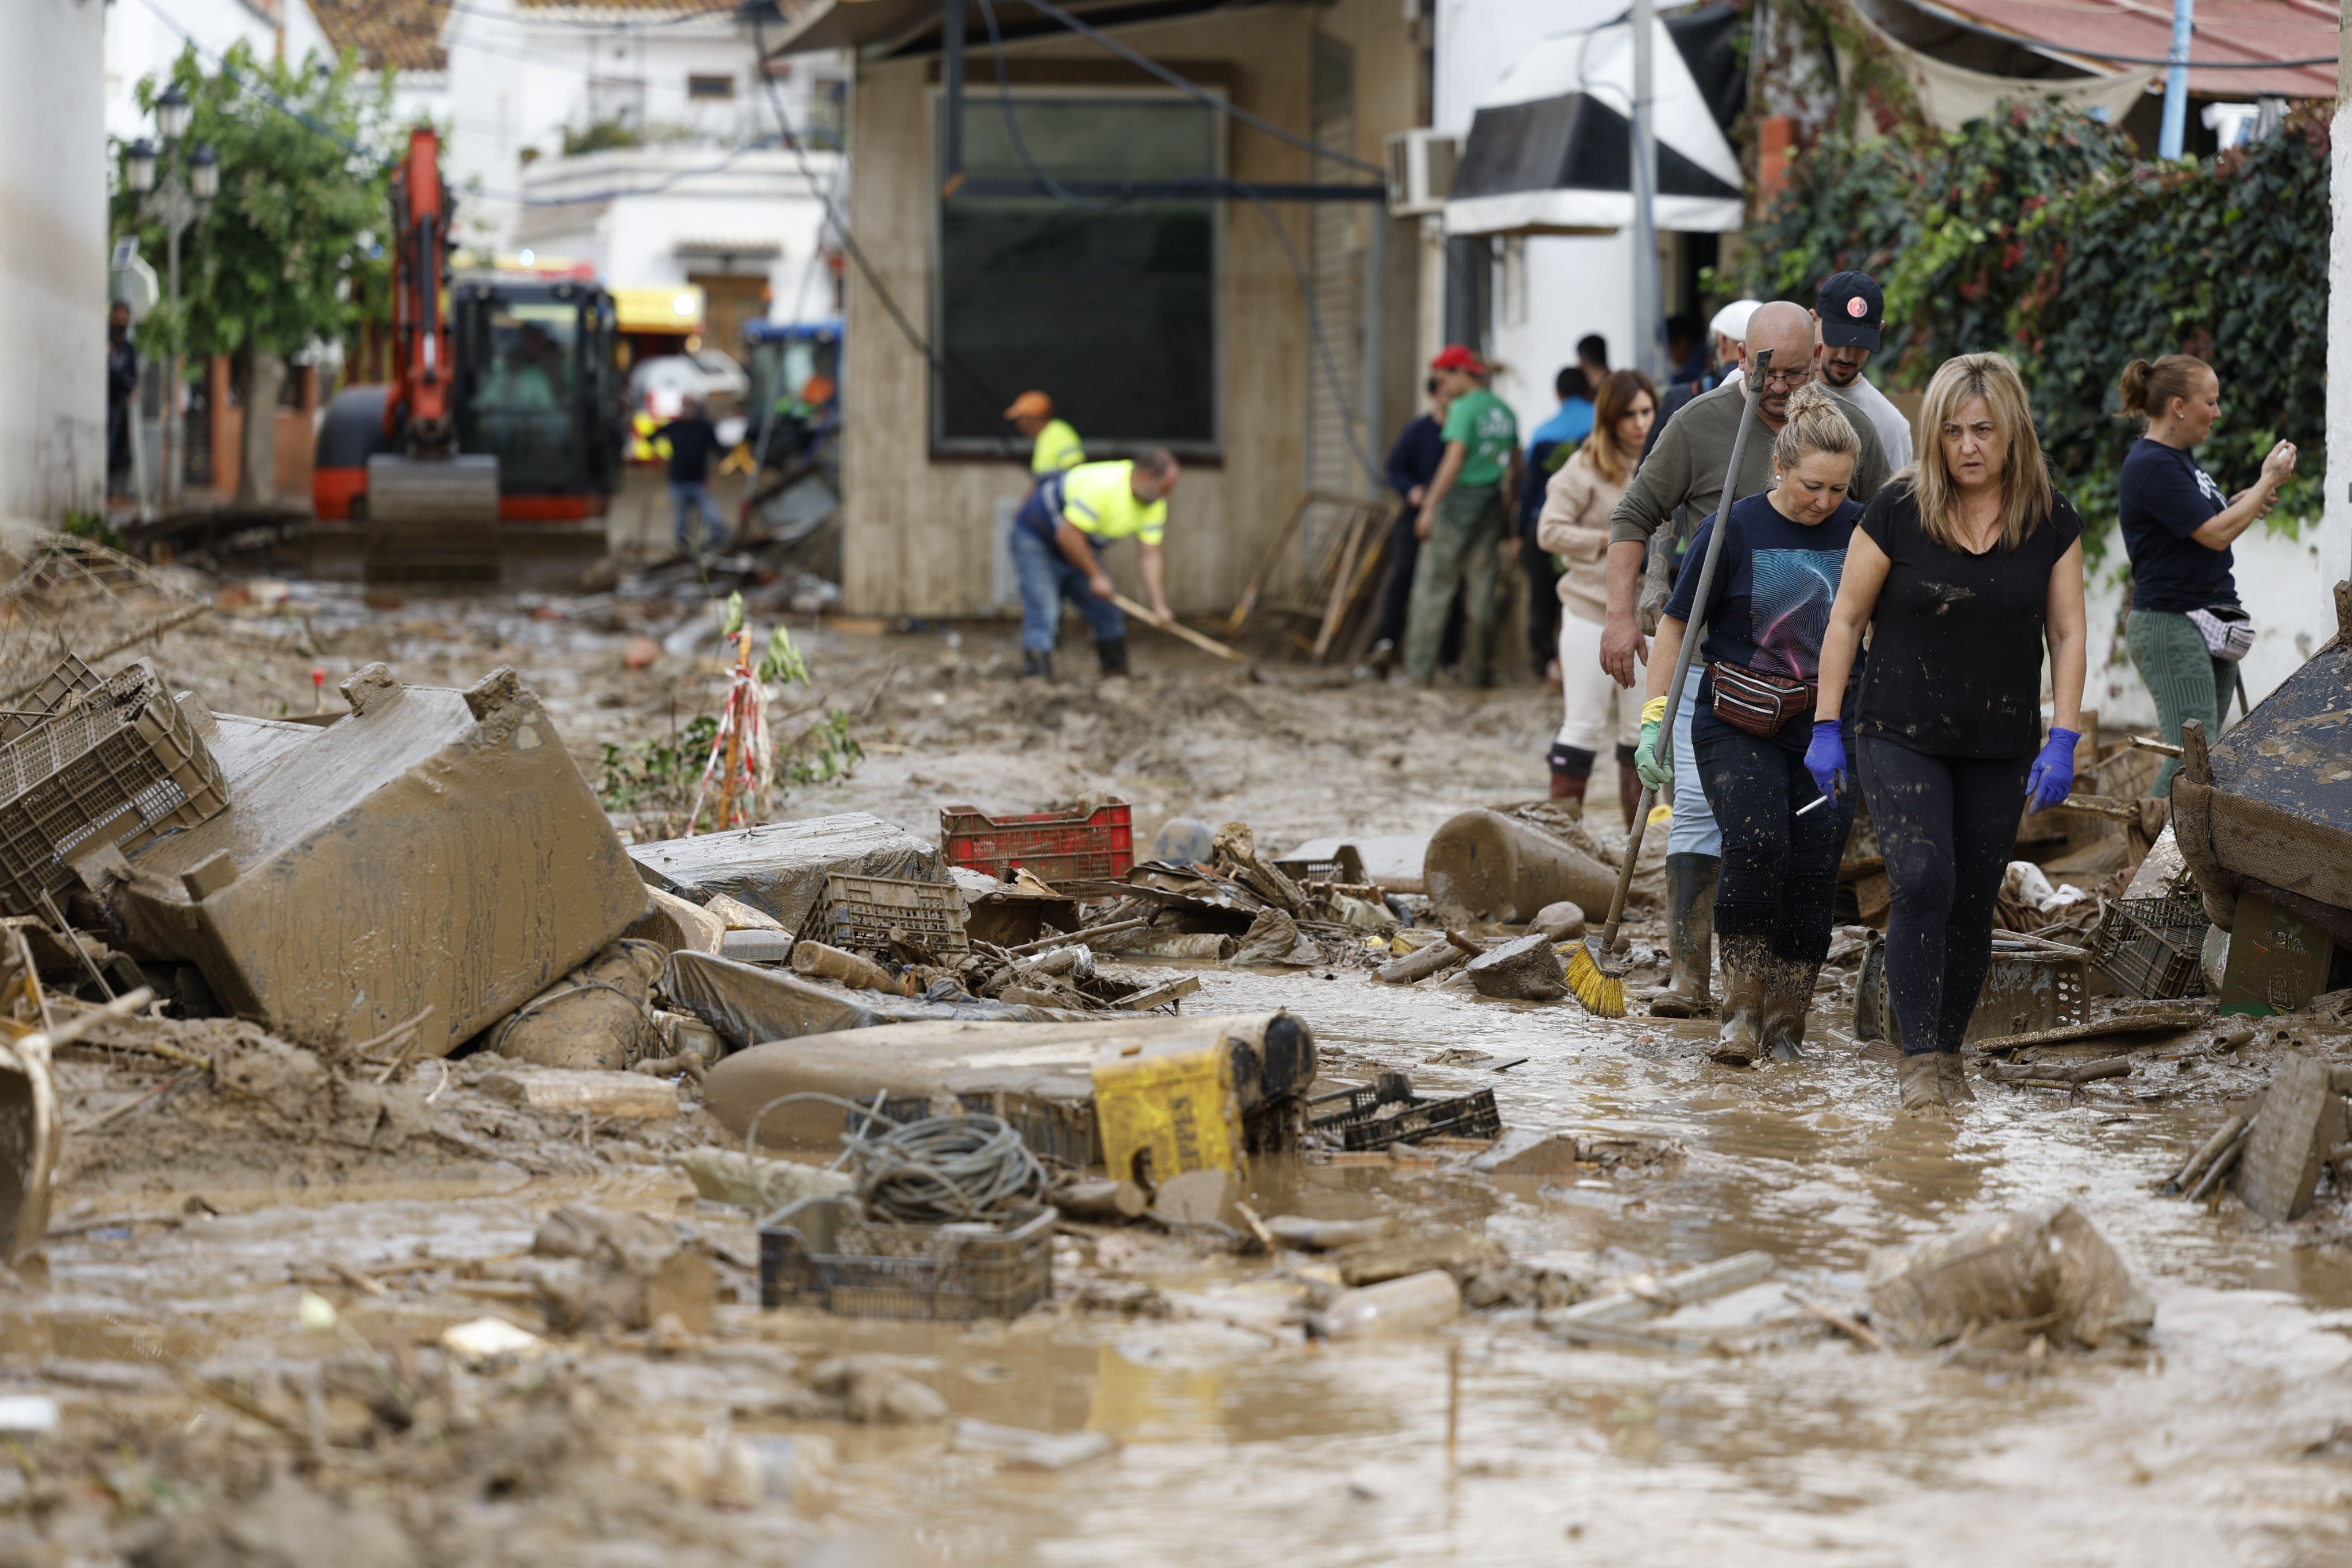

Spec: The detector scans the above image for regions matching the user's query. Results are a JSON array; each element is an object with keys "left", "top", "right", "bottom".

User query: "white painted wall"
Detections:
[
  {"left": 2324, "top": 97, "right": 2352, "bottom": 603},
  {"left": 513, "top": 145, "right": 842, "bottom": 323},
  {"left": 1432, "top": 0, "right": 1675, "bottom": 435},
  {"left": 4, "top": 0, "right": 107, "bottom": 523},
  {"left": 439, "top": 0, "right": 847, "bottom": 260},
  {"left": 105, "top": 0, "right": 329, "bottom": 145}
]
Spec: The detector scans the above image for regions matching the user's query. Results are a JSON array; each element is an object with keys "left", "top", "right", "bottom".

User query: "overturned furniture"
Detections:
[
  {"left": 114, "top": 664, "right": 647, "bottom": 1058},
  {"left": 2172, "top": 582, "right": 2352, "bottom": 1015}
]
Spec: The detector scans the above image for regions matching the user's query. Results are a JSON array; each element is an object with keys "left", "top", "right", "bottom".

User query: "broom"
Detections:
[{"left": 1565, "top": 349, "right": 1776, "bottom": 1017}]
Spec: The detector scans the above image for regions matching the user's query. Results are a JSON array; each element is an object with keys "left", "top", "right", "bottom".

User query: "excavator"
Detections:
[{"left": 313, "top": 128, "right": 623, "bottom": 582}]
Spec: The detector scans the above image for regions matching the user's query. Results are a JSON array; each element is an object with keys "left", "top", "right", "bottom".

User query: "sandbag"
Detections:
[
  {"left": 491, "top": 939, "right": 665, "bottom": 1071},
  {"left": 1863, "top": 1203, "right": 2153, "bottom": 1350}
]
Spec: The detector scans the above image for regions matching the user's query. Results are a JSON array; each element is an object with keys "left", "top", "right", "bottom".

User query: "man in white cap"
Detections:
[{"left": 1646, "top": 298, "right": 1760, "bottom": 457}]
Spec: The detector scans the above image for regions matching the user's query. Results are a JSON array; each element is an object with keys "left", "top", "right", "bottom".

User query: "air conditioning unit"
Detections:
[{"left": 1384, "top": 129, "right": 1458, "bottom": 218}]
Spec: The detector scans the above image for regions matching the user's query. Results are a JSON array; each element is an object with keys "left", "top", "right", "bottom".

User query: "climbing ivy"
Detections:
[{"left": 1729, "top": 100, "right": 2330, "bottom": 535}]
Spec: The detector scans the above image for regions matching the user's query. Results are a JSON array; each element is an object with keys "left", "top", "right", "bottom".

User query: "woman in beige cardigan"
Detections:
[{"left": 1538, "top": 368, "right": 1656, "bottom": 823}]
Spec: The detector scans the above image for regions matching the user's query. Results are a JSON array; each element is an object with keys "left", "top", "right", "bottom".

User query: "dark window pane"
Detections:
[{"left": 939, "top": 95, "right": 1218, "bottom": 451}]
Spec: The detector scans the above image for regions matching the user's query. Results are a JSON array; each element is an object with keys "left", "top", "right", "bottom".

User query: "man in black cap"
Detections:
[{"left": 1812, "top": 271, "right": 1914, "bottom": 469}]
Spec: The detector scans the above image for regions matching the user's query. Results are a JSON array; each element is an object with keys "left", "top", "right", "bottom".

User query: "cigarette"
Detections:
[{"left": 1795, "top": 794, "right": 1831, "bottom": 817}]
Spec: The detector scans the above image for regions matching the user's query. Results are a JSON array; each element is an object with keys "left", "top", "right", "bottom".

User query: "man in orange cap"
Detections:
[
  {"left": 1005, "top": 391, "right": 1084, "bottom": 495},
  {"left": 1405, "top": 345, "right": 1521, "bottom": 686}
]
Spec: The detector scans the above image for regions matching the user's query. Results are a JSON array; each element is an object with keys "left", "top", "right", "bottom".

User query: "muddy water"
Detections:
[{"left": 32, "top": 595, "right": 2352, "bottom": 1561}]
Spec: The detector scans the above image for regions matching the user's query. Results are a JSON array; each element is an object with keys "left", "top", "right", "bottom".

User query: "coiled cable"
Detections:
[{"left": 744, "top": 1091, "right": 1044, "bottom": 1225}]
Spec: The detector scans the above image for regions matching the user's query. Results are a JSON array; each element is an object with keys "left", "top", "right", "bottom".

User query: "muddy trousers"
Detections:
[
  {"left": 1403, "top": 484, "right": 1506, "bottom": 684},
  {"left": 1858, "top": 737, "right": 2030, "bottom": 1057},
  {"left": 2126, "top": 609, "right": 2239, "bottom": 797},
  {"left": 1374, "top": 507, "right": 1463, "bottom": 661},
  {"left": 1694, "top": 724, "right": 1855, "bottom": 962},
  {"left": 1010, "top": 512, "right": 1123, "bottom": 653}
]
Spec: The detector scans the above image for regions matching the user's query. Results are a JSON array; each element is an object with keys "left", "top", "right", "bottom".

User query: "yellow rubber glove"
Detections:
[{"left": 1633, "top": 695, "right": 1672, "bottom": 791}]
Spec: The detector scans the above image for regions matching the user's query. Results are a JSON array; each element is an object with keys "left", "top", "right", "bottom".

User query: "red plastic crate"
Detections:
[{"left": 939, "top": 801, "right": 1134, "bottom": 885}]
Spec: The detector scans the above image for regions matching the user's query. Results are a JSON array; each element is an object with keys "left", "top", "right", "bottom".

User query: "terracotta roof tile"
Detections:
[{"left": 311, "top": 0, "right": 451, "bottom": 74}]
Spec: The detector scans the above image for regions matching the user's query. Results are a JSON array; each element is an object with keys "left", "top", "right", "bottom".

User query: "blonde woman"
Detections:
[
  {"left": 1632, "top": 385, "right": 1863, "bottom": 1066},
  {"left": 1537, "top": 368, "right": 1657, "bottom": 822},
  {"left": 1812, "top": 354, "right": 2088, "bottom": 1113}
]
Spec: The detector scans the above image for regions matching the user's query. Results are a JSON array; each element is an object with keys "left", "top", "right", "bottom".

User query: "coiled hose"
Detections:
[{"left": 744, "top": 1090, "right": 1044, "bottom": 1224}]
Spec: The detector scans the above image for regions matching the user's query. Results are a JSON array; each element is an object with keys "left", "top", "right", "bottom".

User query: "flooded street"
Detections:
[{"left": 6, "top": 580, "right": 2350, "bottom": 1566}]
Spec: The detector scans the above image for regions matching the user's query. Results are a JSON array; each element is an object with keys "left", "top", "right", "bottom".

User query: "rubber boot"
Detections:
[
  {"left": 1021, "top": 649, "right": 1054, "bottom": 682},
  {"left": 1897, "top": 1052, "right": 1947, "bottom": 1114},
  {"left": 1617, "top": 760, "right": 1642, "bottom": 832},
  {"left": 1760, "top": 957, "right": 1820, "bottom": 1062},
  {"left": 1648, "top": 853, "right": 1719, "bottom": 1018},
  {"left": 1095, "top": 637, "right": 1130, "bottom": 677},
  {"left": 1937, "top": 1051, "right": 1976, "bottom": 1105},
  {"left": 1708, "top": 933, "right": 1768, "bottom": 1066},
  {"left": 1548, "top": 770, "right": 1587, "bottom": 809}
]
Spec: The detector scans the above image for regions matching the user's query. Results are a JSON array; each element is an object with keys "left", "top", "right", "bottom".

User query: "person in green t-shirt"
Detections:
[{"left": 1405, "top": 345, "right": 1523, "bottom": 686}]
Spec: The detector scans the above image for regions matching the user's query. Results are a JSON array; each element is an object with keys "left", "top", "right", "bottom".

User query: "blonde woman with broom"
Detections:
[{"left": 1812, "top": 353, "right": 2088, "bottom": 1114}]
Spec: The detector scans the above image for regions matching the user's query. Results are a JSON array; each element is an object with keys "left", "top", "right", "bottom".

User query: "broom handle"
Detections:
[{"left": 1597, "top": 350, "right": 1773, "bottom": 951}]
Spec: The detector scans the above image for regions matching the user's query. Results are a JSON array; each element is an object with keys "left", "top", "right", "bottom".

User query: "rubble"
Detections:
[
  {"left": 491, "top": 939, "right": 665, "bottom": 1070},
  {"left": 479, "top": 1065, "right": 679, "bottom": 1120},
  {"left": 628, "top": 812, "right": 944, "bottom": 935},
  {"left": 1316, "top": 1270, "right": 1461, "bottom": 1339},
  {"left": 1465, "top": 932, "right": 1569, "bottom": 1001},
  {"left": 2233, "top": 1052, "right": 2345, "bottom": 1221},
  {"left": 114, "top": 664, "right": 647, "bottom": 1059},
  {"left": 1863, "top": 1204, "right": 2153, "bottom": 1351}
]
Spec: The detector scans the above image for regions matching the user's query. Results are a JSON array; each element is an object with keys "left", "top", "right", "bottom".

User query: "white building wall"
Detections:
[
  {"left": 2323, "top": 96, "right": 2352, "bottom": 604},
  {"left": 105, "top": 0, "right": 330, "bottom": 145},
  {"left": 441, "top": 0, "right": 846, "bottom": 258},
  {"left": 5, "top": 0, "right": 107, "bottom": 523},
  {"left": 1433, "top": 0, "right": 1645, "bottom": 431},
  {"left": 514, "top": 146, "right": 841, "bottom": 324}
]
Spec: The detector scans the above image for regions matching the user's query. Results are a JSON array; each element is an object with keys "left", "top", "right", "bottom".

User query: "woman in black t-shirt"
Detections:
[
  {"left": 2115, "top": 353, "right": 2297, "bottom": 796},
  {"left": 1637, "top": 386, "right": 1864, "bottom": 1067},
  {"left": 1812, "top": 353, "right": 2088, "bottom": 1115}
]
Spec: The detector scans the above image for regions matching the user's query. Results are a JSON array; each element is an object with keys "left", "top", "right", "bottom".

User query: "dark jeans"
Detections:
[
  {"left": 1858, "top": 736, "right": 2030, "bottom": 1056},
  {"left": 1694, "top": 722, "right": 1855, "bottom": 963},
  {"left": 1519, "top": 526, "right": 1561, "bottom": 676},
  {"left": 1010, "top": 499, "right": 1122, "bottom": 652},
  {"left": 1374, "top": 506, "right": 1463, "bottom": 661}
]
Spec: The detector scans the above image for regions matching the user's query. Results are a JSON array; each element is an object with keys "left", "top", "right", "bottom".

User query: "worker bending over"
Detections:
[
  {"left": 1005, "top": 391, "right": 1084, "bottom": 498},
  {"left": 1010, "top": 451, "right": 1180, "bottom": 680}
]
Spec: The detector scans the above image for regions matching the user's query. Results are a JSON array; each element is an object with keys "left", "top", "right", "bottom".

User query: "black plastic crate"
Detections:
[
  {"left": 758, "top": 1196, "right": 1055, "bottom": 1320},
  {"left": 2089, "top": 895, "right": 2209, "bottom": 1000},
  {"left": 1329, "top": 1088, "right": 1501, "bottom": 1152}
]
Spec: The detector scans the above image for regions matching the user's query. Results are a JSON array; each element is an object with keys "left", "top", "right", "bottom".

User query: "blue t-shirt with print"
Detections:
[
  {"left": 1662, "top": 491, "right": 1864, "bottom": 753},
  {"left": 2119, "top": 437, "right": 2235, "bottom": 613}
]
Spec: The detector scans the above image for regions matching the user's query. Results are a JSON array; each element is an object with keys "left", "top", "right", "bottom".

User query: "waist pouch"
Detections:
[
  {"left": 1709, "top": 660, "right": 1817, "bottom": 737},
  {"left": 2185, "top": 605, "right": 2254, "bottom": 662}
]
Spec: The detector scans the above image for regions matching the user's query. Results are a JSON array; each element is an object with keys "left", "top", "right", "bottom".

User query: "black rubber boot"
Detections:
[
  {"left": 1021, "top": 649, "right": 1054, "bottom": 681},
  {"left": 1709, "top": 933, "right": 1769, "bottom": 1066},
  {"left": 1095, "top": 637, "right": 1130, "bottom": 677},
  {"left": 1649, "top": 853, "right": 1720, "bottom": 1018},
  {"left": 1759, "top": 957, "right": 1820, "bottom": 1061}
]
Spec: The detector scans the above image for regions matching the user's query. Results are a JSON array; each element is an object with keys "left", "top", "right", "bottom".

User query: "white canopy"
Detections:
[{"left": 1444, "top": 17, "right": 1744, "bottom": 238}]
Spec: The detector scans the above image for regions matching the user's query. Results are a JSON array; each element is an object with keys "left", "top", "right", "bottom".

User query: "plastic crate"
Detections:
[
  {"left": 826, "top": 872, "right": 967, "bottom": 952},
  {"left": 0, "top": 664, "right": 228, "bottom": 919},
  {"left": 757, "top": 1196, "right": 1055, "bottom": 1320},
  {"left": 938, "top": 801, "right": 1134, "bottom": 886},
  {"left": 1326, "top": 1088, "right": 1501, "bottom": 1153},
  {"left": 2088, "top": 894, "right": 2209, "bottom": 999},
  {"left": 0, "top": 656, "right": 101, "bottom": 745}
]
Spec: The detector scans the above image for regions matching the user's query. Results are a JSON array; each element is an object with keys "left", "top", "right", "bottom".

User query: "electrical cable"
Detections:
[
  {"left": 972, "top": 0, "right": 1111, "bottom": 209},
  {"left": 741, "top": 1091, "right": 1045, "bottom": 1223},
  {"left": 133, "top": 0, "right": 395, "bottom": 166}
]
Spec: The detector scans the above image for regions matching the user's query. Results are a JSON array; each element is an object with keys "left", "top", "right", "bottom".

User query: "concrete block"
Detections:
[{"left": 1473, "top": 1130, "right": 1581, "bottom": 1176}]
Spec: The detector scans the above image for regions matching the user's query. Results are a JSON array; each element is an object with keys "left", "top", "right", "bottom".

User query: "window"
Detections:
[
  {"left": 936, "top": 92, "right": 1219, "bottom": 454},
  {"left": 687, "top": 74, "right": 735, "bottom": 101}
]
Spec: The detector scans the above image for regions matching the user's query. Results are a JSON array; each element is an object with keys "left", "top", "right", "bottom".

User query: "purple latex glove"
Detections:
[
  {"left": 2025, "top": 726, "right": 2080, "bottom": 813},
  {"left": 1803, "top": 719, "right": 1847, "bottom": 802}
]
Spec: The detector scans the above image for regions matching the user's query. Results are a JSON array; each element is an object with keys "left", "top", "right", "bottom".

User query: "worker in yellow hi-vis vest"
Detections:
[
  {"left": 1008, "top": 450, "right": 1180, "bottom": 681},
  {"left": 1005, "top": 390, "right": 1084, "bottom": 499}
]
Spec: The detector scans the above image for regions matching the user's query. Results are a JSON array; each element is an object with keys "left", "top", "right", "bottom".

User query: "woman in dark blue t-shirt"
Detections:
[
  {"left": 1635, "top": 385, "right": 1864, "bottom": 1068},
  {"left": 2116, "top": 353, "right": 2296, "bottom": 795}
]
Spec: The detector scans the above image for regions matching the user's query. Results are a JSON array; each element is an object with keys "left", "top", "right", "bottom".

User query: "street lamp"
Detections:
[{"left": 130, "top": 85, "right": 219, "bottom": 512}]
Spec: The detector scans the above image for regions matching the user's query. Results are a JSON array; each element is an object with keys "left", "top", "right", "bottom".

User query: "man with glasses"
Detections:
[{"left": 1597, "top": 300, "right": 1893, "bottom": 1017}]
